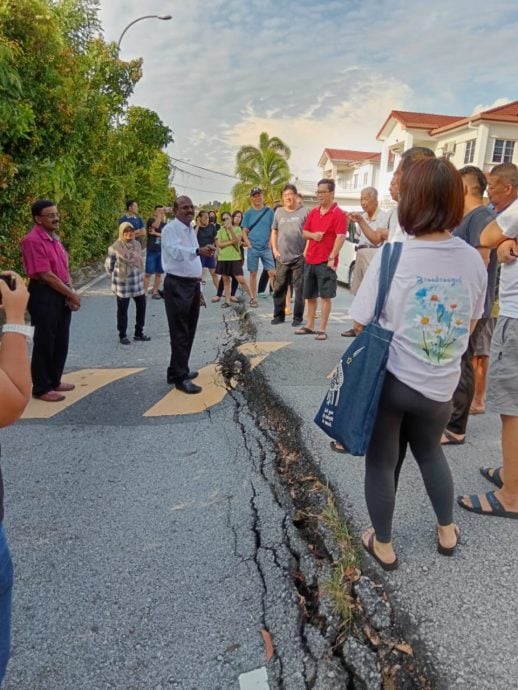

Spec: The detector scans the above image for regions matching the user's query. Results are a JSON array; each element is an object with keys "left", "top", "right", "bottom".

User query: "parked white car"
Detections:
[{"left": 336, "top": 237, "right": 358, "bottom": 288}]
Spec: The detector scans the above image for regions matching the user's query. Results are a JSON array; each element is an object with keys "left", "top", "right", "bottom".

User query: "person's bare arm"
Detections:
[
  {"left": 349, "top": 214, "right": 385, "bottom": 245},
  {"left": 476, "top": 246, "right": 491, "bottom": 268},
  {"left": 480, "top": 219, "right": 506, "bottom": 248},
  {"left": 270, "top": 227, "right": 280, "bottom": 259},
  {"left": 303, "top": 230, "right": 323, "bottom": 241},
  {"left": 329, "top": 235, "right": 346, "bottom": 261},
  {"left": 0, "top": 272, "right": 31, "bottom": 426}
]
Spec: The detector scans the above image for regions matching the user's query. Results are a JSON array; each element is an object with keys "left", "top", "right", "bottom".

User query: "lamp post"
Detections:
[{"left": 117, "top": 14, "right": 172, "bottom": 50}]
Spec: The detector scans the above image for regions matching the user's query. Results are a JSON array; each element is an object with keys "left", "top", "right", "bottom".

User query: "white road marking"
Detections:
[{"left": 239, "top": 666, "right": 270, "bottom": 689}]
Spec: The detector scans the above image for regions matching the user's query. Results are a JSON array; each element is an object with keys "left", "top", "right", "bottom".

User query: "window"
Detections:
[
  {"left": 353, "top": 173, "right": 358, "bottom": 188},
  {"left": 492, "top": 139, "right": 515, "bottom": 164},
  {"left": 363, "top": 172, "right": 368, "bottom": 185},
  {"left": 464, "top": 139, "right": 476, "bottom": 164}
]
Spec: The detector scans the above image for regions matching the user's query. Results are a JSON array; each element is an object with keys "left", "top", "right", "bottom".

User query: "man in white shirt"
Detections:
[
  {"left": 458, "top": 167, "right": 518, "bottom": 519},
  {"left": 161, "top": 196, "right": 215, "bottom": 394}
]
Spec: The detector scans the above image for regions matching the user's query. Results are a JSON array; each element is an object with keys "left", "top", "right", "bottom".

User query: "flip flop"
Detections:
[
  {"left": 479, "top": 467, "right": 504, "bottom": 489},
  {"left": 315, "top": 331, "right": 328, "bottom": 341},
  {"left": 436, "top": 525, "right": 460, "bottom": 556},
  {"left": 221, "top": 302, "right": 230, "bottom": 309},
  {"left": 294, "top": 326, "right": 315, "bottom": 335},
  {"left": 469, "top": 407, "right": 485, "bottom": 415},
  {"left": 361, "top": 532, "right": 398, "bottom": 571},
  {"left": 441, "top": 429, "right": 465, "bottom": 445},
  {"left": 249, "top": 299, "right": 258, "bottom": 308},
  {"left": 457, "top": 491, "right": 518, "bottom": 519},
  {"left": 329, "top": 441, "right": 346, "bottom": 454}
]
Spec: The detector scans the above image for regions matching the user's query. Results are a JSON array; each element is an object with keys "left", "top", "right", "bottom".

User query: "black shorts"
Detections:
[
  {"left": 303, "top": 262, "right": 337, "bottom": 299},
  {"left": 216, "top": 260, "right": 244, "bottom": 277}
]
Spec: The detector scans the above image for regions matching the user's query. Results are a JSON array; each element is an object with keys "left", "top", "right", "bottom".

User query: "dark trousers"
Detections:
[
  {"left": 164, "top": 274, "right": 201, "bottom": 383},
  {"left": 28, "top": 281, "right": 72, "bottom": 397},
  {"left": 217, "top": 275, "right": 238, "bottom": 297},
  {"left": 447, "top": 336, "right": 475, "bottom": 435},
  {"left": 116, "top": 294, "right": 146, "bottom": 338},
  {"left": 273, "top": 256, "right": 305, "bottom": 321},
  {"left": 366, "top": 373, "right": 453, "bottom": 542}
]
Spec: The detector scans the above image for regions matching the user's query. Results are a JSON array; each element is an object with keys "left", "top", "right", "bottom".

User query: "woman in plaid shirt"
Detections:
[{"left": 105, "top": 222, "right": 151, "bottom": 344}]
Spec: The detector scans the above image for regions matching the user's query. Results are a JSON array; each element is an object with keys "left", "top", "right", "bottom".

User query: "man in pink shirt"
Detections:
[{"left": 20, "top": 199, "right": 81, "bottom": 402}]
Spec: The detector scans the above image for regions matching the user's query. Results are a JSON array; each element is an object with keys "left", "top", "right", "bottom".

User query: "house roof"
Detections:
[
  {"left": 376, "top": 110, "right": 465, "bottom": 139},
  {"left": 318, "top": 148, "right": 381, "bottom": 167},
  {"left": 431, "top": 100, "right": 518, "bottom": 134}
]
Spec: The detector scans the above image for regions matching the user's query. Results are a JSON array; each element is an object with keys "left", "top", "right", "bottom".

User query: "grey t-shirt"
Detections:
[
  {"left": 272, "top": 207, "right": 308, "bottom": 263},
  {"left": 453, "top": 205, "right": 497, "bottom": 318}
]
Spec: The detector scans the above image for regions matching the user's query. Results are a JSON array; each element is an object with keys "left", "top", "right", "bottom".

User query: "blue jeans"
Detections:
[{"left": 0, "top": 523, "right": 13, "bottom": 683}]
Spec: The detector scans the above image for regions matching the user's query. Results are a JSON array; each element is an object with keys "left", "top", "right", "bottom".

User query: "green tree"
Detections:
[
  {"left": 232, "top": 132, "right": 291, "bottom": 209},
  {"left": 0, "top": 0, "right": 174, "bottom": 270}
]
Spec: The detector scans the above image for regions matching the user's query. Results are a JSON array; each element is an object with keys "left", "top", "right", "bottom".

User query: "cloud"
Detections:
[{"left": 98, "top": 0, "right": 518, "bottom": 202}]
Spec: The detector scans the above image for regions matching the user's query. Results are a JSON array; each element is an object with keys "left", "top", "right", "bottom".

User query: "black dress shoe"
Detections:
[
  {"left": 291, "top": 319, "right": 303, "bottom": 327},
  {"left": 186, "top": 370, "right": 199, "bottom": 380},
  {"left": 271, "top": 316, "right": 285, "bottom": 325},
  {"left": 175, "top": 379, "right": 202, "bottom": 394},
  {"left": 134, "top": 334, "right": 151, "bottom": 341},
  {"left": 341, "top": 328, "right": 356, "bottom": 337},
  {"left": 120, "top": 336, "right": 131, "bottom": 345}
]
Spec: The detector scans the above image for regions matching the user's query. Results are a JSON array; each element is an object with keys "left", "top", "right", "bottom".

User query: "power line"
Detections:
[
  {"left": 170, "top": 157, "right": 238, "bottom": 180},
  {"left": 173, "top": 181, "right": 233, "bottom": 196}
]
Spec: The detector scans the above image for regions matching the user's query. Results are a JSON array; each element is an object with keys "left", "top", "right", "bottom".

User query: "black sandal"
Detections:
[
  {"left": 362, "top": 532, "right": 398, "bottom": 571},
  {"left": 479, "top": 467, "right": 503, "bottom": 489}
]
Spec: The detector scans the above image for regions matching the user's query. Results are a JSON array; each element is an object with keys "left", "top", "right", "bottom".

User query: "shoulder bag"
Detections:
[{"left": 314, "top": 242, "right": 402, "bottom": 456}]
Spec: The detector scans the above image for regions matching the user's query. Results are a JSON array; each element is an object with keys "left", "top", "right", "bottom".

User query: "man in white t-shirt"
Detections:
[{"left": 458, "top": 179, "right": 518, "bottom": 519}]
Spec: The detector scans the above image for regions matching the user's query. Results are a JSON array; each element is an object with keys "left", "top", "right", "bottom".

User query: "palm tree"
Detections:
[{"left": 232, "top": 132, "right": 292, "bottom": 208}]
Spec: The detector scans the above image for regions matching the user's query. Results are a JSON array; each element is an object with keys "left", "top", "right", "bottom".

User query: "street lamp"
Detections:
[{"left": 117, "top": 14, "right": 172, "bottom": 50}]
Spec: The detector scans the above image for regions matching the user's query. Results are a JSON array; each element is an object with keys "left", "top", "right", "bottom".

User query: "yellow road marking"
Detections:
[
  {"left": 22, "top": 368, "right": 144, "bottom": 419},
  {"left": 145, "top": 341, "right": 291, "bottom": 417}
]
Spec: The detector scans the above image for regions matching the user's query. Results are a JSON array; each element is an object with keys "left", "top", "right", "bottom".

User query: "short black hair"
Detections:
[
  {"left": 31, "top": 199, "right": 56, "bottom": 219},
  {"left": 126, "top": 199, "right": 136, "bottom": 210},
  {"left": 154, "top": 204, "right": 164, "bottom": 210},
  {"left": 317, "top": 178, "right": 335, "bottom": 192},
  {"left": 282, "top": 183, "right": 298, "bottom": 195},
  {"left": 459, "top": 165, "right": 487, "bottom": 197}
]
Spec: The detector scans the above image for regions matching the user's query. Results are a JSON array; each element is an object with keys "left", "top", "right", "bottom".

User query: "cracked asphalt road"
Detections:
[{"left": 2, "top": 278, "right": 332, "bottom": 689}]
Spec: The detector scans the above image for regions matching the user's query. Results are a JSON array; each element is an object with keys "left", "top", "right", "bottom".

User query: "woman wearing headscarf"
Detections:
[{"left": 105, "top": 222, "right": 151, "bottom": 344}]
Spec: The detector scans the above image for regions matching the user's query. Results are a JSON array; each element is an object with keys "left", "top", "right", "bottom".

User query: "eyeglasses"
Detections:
[{"left": 40, "top": 212, "right": 60, "bottom": 219}]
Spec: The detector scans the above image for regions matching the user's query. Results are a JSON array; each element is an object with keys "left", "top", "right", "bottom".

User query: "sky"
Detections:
[{"left": 98, "top": 0, "right": 518, "bottom": 204}]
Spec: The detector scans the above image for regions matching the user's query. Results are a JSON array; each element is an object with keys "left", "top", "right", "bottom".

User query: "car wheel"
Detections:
[{"left": 348, "top": 262, "right": 355, "bottom": 288}]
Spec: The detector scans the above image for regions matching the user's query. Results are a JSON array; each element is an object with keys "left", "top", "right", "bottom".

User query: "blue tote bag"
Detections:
[{"left": 314, "top": 242, "right": 402, "bottom": 456}]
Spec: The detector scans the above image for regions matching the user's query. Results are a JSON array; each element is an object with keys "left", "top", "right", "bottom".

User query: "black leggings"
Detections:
[{"left": 365, "top": 372, "right": 453, "bottom": 543}]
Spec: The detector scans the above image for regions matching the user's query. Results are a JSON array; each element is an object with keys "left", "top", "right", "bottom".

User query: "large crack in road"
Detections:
[{"left": 217, "top": 307, "right": 444, "bottom": 690}]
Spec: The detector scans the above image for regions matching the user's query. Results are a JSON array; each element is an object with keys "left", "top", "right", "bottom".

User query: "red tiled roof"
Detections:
[
  {"left": 432, "top": 100, "right": 518, "bottom": 134},
  {"left": 320, "top": 148, "right": 381, "bottom": 164},
  {"left": 376, "top": 110, "right": 465, "bottom": 139}
]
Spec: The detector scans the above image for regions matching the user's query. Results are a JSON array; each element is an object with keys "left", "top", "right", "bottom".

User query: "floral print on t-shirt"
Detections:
[{"left": 410, "top": 278, "right": 469, "bottom": 364}]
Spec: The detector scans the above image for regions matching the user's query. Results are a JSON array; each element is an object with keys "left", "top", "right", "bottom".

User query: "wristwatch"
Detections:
[
  {"left": 2, "top": 323, "right": 34, "bottom": 341},
  {"left": 195, "top": 248, "right": 200, "bottom": 256}
]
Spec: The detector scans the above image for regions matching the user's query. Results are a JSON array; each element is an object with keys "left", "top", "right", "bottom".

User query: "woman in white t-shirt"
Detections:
[{"left": 350, "top": 158, "right": 487, "bottom": 570}]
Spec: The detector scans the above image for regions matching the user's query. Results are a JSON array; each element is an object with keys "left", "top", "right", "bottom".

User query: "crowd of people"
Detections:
[{"left": 1, "top": 148, "right": 518, "bottom": 681}]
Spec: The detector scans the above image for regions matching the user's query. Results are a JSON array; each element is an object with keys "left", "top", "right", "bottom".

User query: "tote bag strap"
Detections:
[{"left": 373, "top": 242, "right": 402, "bottom": 323}]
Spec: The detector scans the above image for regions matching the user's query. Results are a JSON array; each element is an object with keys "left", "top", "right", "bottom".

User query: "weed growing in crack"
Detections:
[{"left": 319, "top": 491, "right": 360, "bottom": 628}]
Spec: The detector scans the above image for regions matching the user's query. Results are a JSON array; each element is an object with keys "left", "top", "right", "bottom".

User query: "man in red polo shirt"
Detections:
[
  {"left": 295, "top": 179, "right": 347, "bottom": 340},
  {"left": 20, "top": 199, "right": 81, "bottom": 402}
]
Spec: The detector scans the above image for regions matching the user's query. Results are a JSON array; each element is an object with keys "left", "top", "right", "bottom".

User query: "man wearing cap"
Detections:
[
  {"left": 242, "top": 188, "right": 275, "bottom": 307},
  {"left": 161, "top": 196, "right": 215, "bottom": 394},
  {"left": 20, "top": 199, "right": 80, "bottom": 402}
]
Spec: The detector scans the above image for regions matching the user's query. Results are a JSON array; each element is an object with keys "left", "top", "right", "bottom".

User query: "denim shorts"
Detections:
[
  {"left": 200, "top": 254, "right": 216, "bottom": 270},
  {"left": 145, "top": 250, "right": 163, "bottom": 275},
  {"left": 247, "top": 246, "right": 275, "bottom": 273}
]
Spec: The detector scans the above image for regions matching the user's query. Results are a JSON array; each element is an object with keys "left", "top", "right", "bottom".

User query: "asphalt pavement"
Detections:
[
  {"left": 2, "top": 274, "right": 517, "bottom": 689},
  {"left": 247, "top": 284, "right": 518, "bottom": 689}
]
